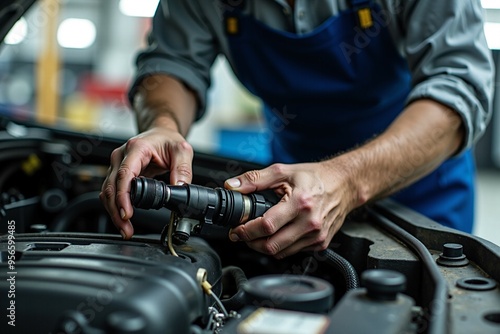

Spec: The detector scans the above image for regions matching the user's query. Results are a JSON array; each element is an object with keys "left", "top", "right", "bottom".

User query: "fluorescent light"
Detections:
[
  {"left": 119, "top": 0, "right": 159, "bottom": 17},
  {"left": 5, "top": 17, "right": 28, "bottom": 45},
  {"left": 482, "top": 0, "right": 500, "bottom": 9},
  {"left": 484, "top": 22, "right": 500, "bottom": 49},
  {"left": 57, "top": 18, "right": 96, "bottom": 49}
]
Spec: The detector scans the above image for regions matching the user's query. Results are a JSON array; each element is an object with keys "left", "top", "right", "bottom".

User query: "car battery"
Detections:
[{"left": 0, "top": 233, "right": 222, "bottom": 334}]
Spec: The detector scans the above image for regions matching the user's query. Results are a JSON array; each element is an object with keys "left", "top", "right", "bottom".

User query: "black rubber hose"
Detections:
[
  {"left": 220, "top": 266, "right": 249, "bottom": 312},
  {"left": 51, "top": 192, "right": 104, "bottom": 232},
  {"left": 319, "top": 248, "right": 360, "bottom": 290},
  {"left": 0, "top": 162, "right": 22, "bottom": 191},
  {"left": 367, "top": 208, "right": 447, "bottom": 334}
]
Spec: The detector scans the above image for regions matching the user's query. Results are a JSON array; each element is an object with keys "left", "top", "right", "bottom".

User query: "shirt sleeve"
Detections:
[
  {"left": 400, "top": 0, "right": 495, "bottom": 154},
  {"left": 128, "top": 0, "right": 220, "bottom": 120}
]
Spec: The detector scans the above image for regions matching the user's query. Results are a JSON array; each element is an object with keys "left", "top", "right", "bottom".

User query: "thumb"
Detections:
[{"left": 225, "top": 166, "right": 281, "bottom": 193}]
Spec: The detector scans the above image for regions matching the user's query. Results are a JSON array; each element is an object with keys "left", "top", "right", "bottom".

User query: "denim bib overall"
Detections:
[{"left": 222, "top": 0, "right": 475, "bottom": 232}]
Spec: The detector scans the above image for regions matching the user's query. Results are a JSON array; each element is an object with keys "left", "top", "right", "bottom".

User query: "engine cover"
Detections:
[{"left": 0, "top": 233, "right": 222, "bottom": 334}]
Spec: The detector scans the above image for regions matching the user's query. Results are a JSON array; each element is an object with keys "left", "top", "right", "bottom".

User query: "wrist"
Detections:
[
  {"left": 321, "top": 152, "right": 370, "bottom": 212},
  {"left": 150, "top": 112, "right": 182, "bottom": 132},
  {"left": 136, "top": 106, "right": 182, "bottom": 134}
]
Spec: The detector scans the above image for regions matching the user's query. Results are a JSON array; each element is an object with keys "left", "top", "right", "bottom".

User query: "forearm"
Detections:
[
  {"left": 330, "top": 99, "right": 465, "bottom": 209},
  {"left": 132, "top": 74, "right": 198, "bottom": 136}
]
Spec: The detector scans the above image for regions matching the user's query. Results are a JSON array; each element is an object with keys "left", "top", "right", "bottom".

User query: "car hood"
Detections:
[{"left": 0, "top": 0, "right": 35, "bottom": 45}]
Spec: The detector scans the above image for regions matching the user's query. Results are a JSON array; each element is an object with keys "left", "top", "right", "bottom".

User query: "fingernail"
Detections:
[
  {"left": 176, "top": 181, "right": 185, "bottom": 185},
  {"left": 120, "top": 229, "right": 127, "bottom": 239},
  {"left": 120, "top": 208, "right": 126, "bottom": 220},
  {"left": 226, "top": 178, "right": 241, "bottom": 188},
  {"left": 229, "top": 232, "right": 240, "bottom": 242}
]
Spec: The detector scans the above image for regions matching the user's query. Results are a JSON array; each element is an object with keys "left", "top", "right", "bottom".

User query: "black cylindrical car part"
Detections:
[{"left": 130, "top": 176, "right": 273, "bottom": 227}]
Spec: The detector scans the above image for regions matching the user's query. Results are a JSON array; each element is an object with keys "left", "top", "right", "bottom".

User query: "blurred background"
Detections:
[{"left": 0, "top": 0, "right": 498, "bottom": 245}]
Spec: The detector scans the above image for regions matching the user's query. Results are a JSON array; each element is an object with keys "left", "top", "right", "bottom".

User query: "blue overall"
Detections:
[{"left": 222, "top": 0, "right": 475, "bottom": 232}]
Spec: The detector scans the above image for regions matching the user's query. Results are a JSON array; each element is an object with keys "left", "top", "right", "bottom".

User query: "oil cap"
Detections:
[
  {"left": 436, "top": 243, "right": 469, "bottom": 267},
  {"left": 242, "top": 275, "right": 334, "bottom": 313},
  {"left": 362, "top": 269, "right": 406, "bottom": 301}
]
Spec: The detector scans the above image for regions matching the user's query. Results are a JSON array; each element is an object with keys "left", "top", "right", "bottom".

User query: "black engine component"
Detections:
[
  {"left": 131, "top": 176, "right": 274, "bottom": 243},
  {"left": 1, "top": 124, "right": 500, "bottom": 334},
  {"left": 131, "top": 176, "right": 273, "bottom": 228},
  {"left": 242, "top": 275, "right": 334, "bottom": 313},
  {"left": 0, "top": 233, "right": 222, "bottom": 334}
]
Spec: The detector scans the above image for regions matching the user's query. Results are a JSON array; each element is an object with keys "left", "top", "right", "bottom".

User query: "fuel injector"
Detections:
[{"left": 130, "top": 176, "right": 274, "bottom": 243}]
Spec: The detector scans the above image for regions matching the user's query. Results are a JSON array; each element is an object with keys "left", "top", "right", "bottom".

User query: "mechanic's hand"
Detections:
[
  {"left": 225, "top": 161, "right": 357, "bottom": 259},
  {"left": 100, "top": 127, "right": 193, "bottom": 239}
]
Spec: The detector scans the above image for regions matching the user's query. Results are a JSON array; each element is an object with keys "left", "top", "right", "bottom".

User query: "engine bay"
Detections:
[{"left": 1, "top": 121, "right": 500, "bottom": 334}]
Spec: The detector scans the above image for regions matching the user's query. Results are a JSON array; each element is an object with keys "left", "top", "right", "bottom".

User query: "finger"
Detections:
[
  {"left": 114, "top": 143, "right": 158, "bottom": 221},
  {"left": 101, "top": 150, "right": 124, "bottom": 222},
  {"left": 245, "top": 211, "right": 339, "bottom": 258},
  {"left": 100, "top": 186, "right": 127, "bottom": 234},
  {"left": 101, "top": 189, "right": 134, "bottom": 239},
  {"left": 242, "top": 218, "right": 315, "bottom": 258},
  {"left": 274, "top": 236, "right": 326, "bottom": 259},
  {"left": 275, "top": 220, "right": 341, "bottom": 258},
  {"left": 229, "top": 198, "right": 297, "bottom": 242},
  {"left": 168, "top": 140, "right": 194, "bottom": 185},
  {"left": 224, "top": 163, "right": 288, "bottom": 194},
  {"left": 100, "top": 150, "right": 135, "bottom": 238}
]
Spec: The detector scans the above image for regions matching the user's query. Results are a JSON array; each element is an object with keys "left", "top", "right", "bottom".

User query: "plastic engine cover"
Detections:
[{"left": 0, "top": 233, "right": 222, "bottom": 334}]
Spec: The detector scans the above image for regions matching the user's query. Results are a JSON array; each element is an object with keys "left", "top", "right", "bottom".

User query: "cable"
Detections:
[
  {"left": 51, "top": 192, "right": 104, "bottom": 232},
  {"left": 220, "top": 266, "right": 249, "bottom": 311},
  {"left": 166, "top": 213, "right": 179, "bottom": 257},
  {"left": 201, "top": 279, "right": 229, "bottom": 318},
  {"left": 0, "top": 162, "right": 22, "bottom": 190},
  {"left": 211, "top": 291, "right": 229, "bottom": 318},
  {"left": 367, "top": 207, "right": 448, "bottom": 334},
  {"left": 319, "top": 248, "right": 360, "bottom": 290}
]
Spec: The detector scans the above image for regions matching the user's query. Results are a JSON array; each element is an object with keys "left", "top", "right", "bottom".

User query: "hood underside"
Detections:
[{"left": 0, "top": 0, "right": 36, "bottom": 44}]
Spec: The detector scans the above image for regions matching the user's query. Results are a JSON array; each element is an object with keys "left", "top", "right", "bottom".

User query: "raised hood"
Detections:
[{"left": 0, "top": 0, "right": 36, "bottom": 44}]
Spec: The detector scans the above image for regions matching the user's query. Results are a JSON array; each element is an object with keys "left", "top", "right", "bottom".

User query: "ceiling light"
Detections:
[
  {"left": 484, "top": 22, "right": 500, "bottom": 49},
  {"left": 482, "top": 0, "right": 500, "bottom": 9},
  {"left": 119, "top": 0, "right": 159, "bottom": 17},
  {"left": 5, "top": 17, "right": 28, "bottom": 45},
  {"left": 57, "top": 18, "right": 96, "bottom": 49}
]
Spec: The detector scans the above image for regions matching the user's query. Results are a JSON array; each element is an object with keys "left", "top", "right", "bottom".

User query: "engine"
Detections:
[{"left": 0, "top": 123, "right": 499, "bottom": 334}]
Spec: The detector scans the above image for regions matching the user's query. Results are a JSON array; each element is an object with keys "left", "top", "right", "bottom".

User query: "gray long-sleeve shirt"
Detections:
[{"left": 131, "top": 0, "right": 495, "bottom": 152}]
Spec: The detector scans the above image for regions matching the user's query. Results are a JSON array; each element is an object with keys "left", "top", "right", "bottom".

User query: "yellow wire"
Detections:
[{"left": 167, "top": 213, "right": 179, "bottom": 257}]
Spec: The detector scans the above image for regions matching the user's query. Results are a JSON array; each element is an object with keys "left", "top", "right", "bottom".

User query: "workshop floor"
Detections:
[{"left": 474, "top": 169, "right": 500, "bottom": 247}]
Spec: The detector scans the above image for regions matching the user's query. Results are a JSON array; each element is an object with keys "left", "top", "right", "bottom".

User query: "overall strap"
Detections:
[
  {"left": 220, "top": 0, "right": 246, "bottom": 35},
  {"left": 219, "top": 0, "right": 246, "bottom": 10},
  {"left": 350, "top": 0, "right": 374, "bottom": 29}
]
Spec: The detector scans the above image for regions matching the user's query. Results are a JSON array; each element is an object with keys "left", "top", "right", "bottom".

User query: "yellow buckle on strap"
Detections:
[
  {"left": 226, "top": 16, "right": 239, "bottom": 35},
  {"left": 357, "top": 8, "right": 373, "bottom": 29}
]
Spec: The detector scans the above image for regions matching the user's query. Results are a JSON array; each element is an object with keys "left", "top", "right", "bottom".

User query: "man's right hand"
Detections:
[{"left": 99, "top": 126, "right": 194, "bottom": 239}]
